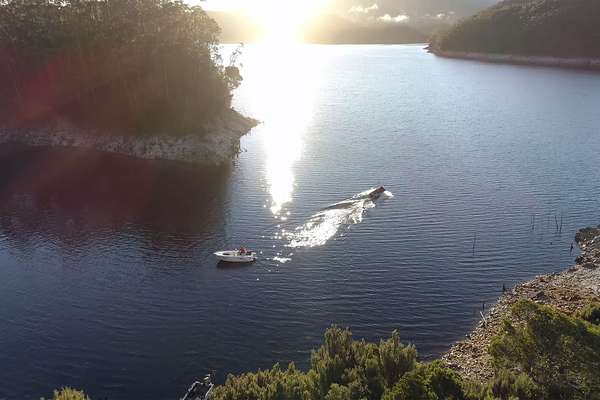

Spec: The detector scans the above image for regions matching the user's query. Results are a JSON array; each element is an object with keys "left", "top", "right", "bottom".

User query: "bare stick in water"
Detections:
[
  {"left": 559, "top": 214, "right": 563, "bottom": 233},
  {"left": 480, "top": 311, "right": 488, "bottom": 326}
]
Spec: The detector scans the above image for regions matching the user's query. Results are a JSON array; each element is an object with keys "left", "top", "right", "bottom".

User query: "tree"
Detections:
[
  {"left": 0, "top": 0, "right": 240, "bottom": 136},
  {"left": 429, "top": 0, "right": 600, "bottom": 58}
]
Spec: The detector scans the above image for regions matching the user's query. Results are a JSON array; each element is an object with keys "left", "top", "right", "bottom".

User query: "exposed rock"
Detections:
[
  {"left": 431, "top": 50, "right": 600, "bottom": 71},
  {"left": 442, "top": 225, "right": 600, "bottom": 383},
  {"left": 0, "top": 109, "right": 259, "bottom": 165}
]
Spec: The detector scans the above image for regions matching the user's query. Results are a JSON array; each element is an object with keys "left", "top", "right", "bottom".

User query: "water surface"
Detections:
[{"left": 2, "top": 45, "right": 600, "bottom": 399}]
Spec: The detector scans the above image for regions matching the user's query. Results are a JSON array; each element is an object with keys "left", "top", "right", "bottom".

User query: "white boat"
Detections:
[
  {"left": 181, "top": 373, "right": 214, "bottom": 400},
  {"left": 214, "top": 249, "right": 257, "bottom": 263}
]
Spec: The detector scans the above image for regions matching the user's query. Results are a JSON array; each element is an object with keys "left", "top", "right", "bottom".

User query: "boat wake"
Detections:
[{"left": 283, "top": 188, "right": 392, "bottom": 248}]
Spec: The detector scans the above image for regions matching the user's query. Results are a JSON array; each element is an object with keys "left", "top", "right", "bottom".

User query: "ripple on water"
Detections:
[{"left": 1, "top": 45, "right": 600, "bottom": 400}]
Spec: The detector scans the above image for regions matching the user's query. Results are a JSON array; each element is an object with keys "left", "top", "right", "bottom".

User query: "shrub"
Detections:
[
  {"left": 45, "top": 387, "right": 90, "bottom": 400},
  {"left": 379, "top": 331, "right": 418, "bottom": 389},
  {"left": 489, "top": 300, "right": 600, "bottom": 399},
  {"left": 576, "top": 303, "right": 600, "bottom": 326},
  {"left": 382, "top": 361, "right": 466, "bottom": 400},
  {"left": 325, "top": 384, "right": 352, "bottom": 400},
  {"left": 486, "top": 369, "right": 539, "bottom": 400},
  {"left": 212, "top": 326, "right": 419, "bottom": 400}
]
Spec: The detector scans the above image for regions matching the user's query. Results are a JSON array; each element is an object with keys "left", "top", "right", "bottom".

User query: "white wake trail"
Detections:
[{"left": 284, "top": 188, "right": 391, "bottom": 248}]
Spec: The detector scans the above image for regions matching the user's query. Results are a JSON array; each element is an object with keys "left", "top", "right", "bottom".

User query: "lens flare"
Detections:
[{"left": 243, "top": 0, "right": 329, "bottom": 42}]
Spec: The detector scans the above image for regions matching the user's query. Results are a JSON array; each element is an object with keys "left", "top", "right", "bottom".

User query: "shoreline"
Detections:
[
  {"left": 443, "top": 225, "right": 600, "bottom": 382},
  {"left": 430, "top": 49, "right": 600, "bottom": 71},
  {"left": 0, "top": 109, "right": 259, "bottom": 165}
]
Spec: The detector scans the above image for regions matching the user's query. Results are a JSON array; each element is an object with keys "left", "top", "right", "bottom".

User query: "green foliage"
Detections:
[
  {"left": 576, "top": 302, "right": 600, "bottom": 325},
  {"left": 430, "top": 0, "right": 600, "bottom": 58},
  {"left": 0, "top": 0, "right": 239, "bottom": 136},
  {"left": 211, "top": 363, "right": 317, "bottom": 400},
  {"left": 489, "top": 300, "right": 600, "bottom": 399},
  {"left": 43, "top": 387, "right": 89, "bottom": 400},
  {"left": 212, "top": 325, "right": 427, "bottom": 400},
  {"left": 382, "top": 361, "right": 465, "bottom": 400},
  {"left": 379, "top": 331, "right": 418, "bottom": 389},
  {"left": 485, "top": 369, "right": 539, "bottom": 400},
  {"left": 325, "top": 384, "right": 352, "bottom": 400}
]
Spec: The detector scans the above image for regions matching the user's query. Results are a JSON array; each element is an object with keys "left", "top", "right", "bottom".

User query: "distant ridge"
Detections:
[
  {"left": 209, "top": 11, "right": 428, "bottom": 44},
  {"left": 429, "top": 0, "right": 600, "bottom": 59},
  {"left": 301, "top": 14, "right": 427, "bottom": 45}
]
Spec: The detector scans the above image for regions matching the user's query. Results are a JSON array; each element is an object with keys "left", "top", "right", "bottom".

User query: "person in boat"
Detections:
[{"left": 239, "top": 247, "right": 247, "bottom": 255}]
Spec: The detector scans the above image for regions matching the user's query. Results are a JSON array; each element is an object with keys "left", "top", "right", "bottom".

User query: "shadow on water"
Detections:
[
  {"left": 0, "top": 143, "right": 237, "bottom": 400},
  {"left": 0, "top": 143, "right": 230, "bottom": 255},
  {"left": 215, "top": 260, "right": 257, "bottom": 270}
]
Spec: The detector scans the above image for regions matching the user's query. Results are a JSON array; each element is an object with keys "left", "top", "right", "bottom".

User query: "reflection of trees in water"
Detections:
[{"left": 0, "top": 145, "right": 229, "bottom": 254}]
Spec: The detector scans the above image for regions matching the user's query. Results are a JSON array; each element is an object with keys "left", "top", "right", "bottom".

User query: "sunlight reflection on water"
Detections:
[{"left": 234, "top": 44, "right": 324, "bottom": 216}]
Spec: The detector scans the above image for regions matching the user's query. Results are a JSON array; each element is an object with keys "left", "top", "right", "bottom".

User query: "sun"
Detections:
[
  {"left": 198, "top": 0, "right": 329, "bottom": 42},
  {"left": 241, "top": 0, "right": 328, "bottom": 42}
]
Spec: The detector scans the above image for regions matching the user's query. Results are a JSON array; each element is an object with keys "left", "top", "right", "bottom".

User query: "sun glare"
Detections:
[
  {"left": 241, "top": 0, "right": 328, "bottom": 42},
  {"left": 232, "top": 45, "right": 326, "bottom": 216},
  {"left": 198, "top": 0, "right": 329, "bottom": 42}
]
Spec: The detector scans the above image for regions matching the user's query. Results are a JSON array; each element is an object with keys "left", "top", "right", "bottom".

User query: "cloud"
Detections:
[
  {"left": 378, "top": 13, "right": 409, "bottom": 23},
  {"left": 433, "top": 11, "right": 455, "bottom": 20},
  {"left": 348, "top": 3, "right": 379, "bottom": 14}
]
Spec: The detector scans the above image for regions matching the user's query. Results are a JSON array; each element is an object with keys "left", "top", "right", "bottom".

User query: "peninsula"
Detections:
[
  {"left": 429, "top": 0, "right": 600, "bottom": 70},
  {"left": 0, "top": 0, "right": 257, "bottom": 164}
]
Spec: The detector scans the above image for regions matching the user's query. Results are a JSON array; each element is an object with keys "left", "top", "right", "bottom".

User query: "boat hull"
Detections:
[{"left": 214, "top": 251, "right": 257, "bottom": 263}]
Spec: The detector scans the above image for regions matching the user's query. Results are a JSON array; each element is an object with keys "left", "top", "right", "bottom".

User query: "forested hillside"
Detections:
[
  {"left": 0, "top": 0, "right": 241, "bottom": 136},
  {"left": 429, "top": 0, "right": 600, "bottom": 58}
]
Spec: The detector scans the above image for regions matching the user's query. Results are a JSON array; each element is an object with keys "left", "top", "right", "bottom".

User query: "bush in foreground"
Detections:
[
  {"left": 47, "top": 300, "right": 600, "bottom": 400},
  {"left": 213, "top": 301, "right": 600, "bottom": 400},
  {"left": 43, "top": 387, "right": 89, "bottom": 400},
  {"left": 211, "top": 326, "right": 466, "bottom": 400},
  {"left": 576, "top": 302, "right": 600, "bottom": 326},
  {"left": 490, "top": 300, "right": 600, "bottom": 399}
]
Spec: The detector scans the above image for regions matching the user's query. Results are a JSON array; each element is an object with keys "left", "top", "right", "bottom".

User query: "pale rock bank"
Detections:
[
  {"left": 443, "top": 225, "right": 600, "bottom": 382},
  {"left": 0, "top": 109, "right": 259, "bottom": 165},
  {"left": 431, "top": 49, "right": 600, "bottom": 71}
]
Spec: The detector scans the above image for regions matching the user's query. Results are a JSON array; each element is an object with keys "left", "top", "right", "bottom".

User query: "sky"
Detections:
[
  {"left": 197, "top": 0, "right": 496, "bottom": 16},
  {"left": 192, "top": 0, "right": 497, "bottom": 42}
]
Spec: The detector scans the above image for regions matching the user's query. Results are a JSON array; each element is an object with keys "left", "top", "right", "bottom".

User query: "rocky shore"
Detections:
[
  {"left": 431, "top": 49, "right": 600, "bottom": 71},
  {"left": 442, "top": 225, "right": 600, "bottom": 382},
  {"left": 0, "top": 109, "right": 258, "bottom": 165}
]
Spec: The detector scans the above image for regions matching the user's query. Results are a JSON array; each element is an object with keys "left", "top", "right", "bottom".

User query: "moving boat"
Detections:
[
  {"left": 181, "top": 373, "right": 214, "bottom": 400},
  {"left": 369, "top": 186, "right": 386, "bottom": 200},
  {"left": 214, "top": 248, "right": 257, "bottom": 263}
]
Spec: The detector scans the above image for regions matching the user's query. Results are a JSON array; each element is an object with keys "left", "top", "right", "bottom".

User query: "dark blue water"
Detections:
[{"left": 2, "top": 45, "right": 600, "bottom": 400}]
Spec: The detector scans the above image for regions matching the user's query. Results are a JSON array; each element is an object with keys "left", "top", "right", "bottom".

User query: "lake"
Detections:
[{"left": 1, "top": 44, "right": 600, "bottom": 400}]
